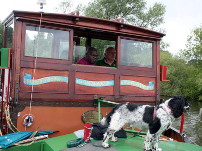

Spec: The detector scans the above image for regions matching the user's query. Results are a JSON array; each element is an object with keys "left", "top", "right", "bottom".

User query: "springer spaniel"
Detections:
[{"left": 101, "top": 96, "right": 191, "bottom": 151}]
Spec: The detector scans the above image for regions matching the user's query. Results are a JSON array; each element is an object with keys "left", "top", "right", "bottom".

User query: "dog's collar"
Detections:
[
  {"left": 153, "top": 106, "right": 160, "bottom": 120},
  {"left": 164, "top": 104, "right": 173, "bottom": 113},
  {"left": 153, "top": 104, "right": 172, "bottom": 120}
]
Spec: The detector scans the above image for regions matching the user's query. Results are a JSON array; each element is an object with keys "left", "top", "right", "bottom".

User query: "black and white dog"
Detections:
[{"left": 101, "top": 96, "right": 191, "bottom": 151}]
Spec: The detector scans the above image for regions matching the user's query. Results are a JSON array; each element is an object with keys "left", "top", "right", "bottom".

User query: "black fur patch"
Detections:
[
  {"left": 168, "top": 96, "right": 186, "bottom": 118},
  {"left": 126, "top": 103, "right": 138, "bottom": 111},
  {"left": 143, "top": 106, "right": 161, "bottom": 134},
  {"left": 143, "top": 106, "right": 154, "bottom": 124},
  {"left": 149, "top": 118, "right": 161, "bottom": 134}
]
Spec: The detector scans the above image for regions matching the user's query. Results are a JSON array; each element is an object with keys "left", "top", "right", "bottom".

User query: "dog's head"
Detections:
[{"left": 168, "top": 96, "right": 191, "bottom": 118}]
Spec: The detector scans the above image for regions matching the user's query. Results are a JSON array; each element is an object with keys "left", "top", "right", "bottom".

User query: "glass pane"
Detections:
[
  {"left": 73, "top": 37, "right": 87, "bottom": 63},
  {"left": 25, "top": 26, "right": 69, "bottom": 60},
  {"left": 120, "top": 39, "right": 153, "bottom": 68}
]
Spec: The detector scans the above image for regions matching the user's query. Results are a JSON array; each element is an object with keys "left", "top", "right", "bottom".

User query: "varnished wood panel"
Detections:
[
  {"left": 20, "top": 68, "right": 69, "bottom": 93},
  {"left": 75, "top": 72, "right": 114, "bottom": 95},
  {"left": 120, "top": 76, "right": 156, "bottom": 96}
]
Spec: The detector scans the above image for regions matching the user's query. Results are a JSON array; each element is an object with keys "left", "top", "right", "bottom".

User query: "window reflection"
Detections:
[
  {"left": 120, "top": 39, "right": 153, "bottom": 68},
  {"left": 25, "top": 26, "right": 69, "bottom": 60}
]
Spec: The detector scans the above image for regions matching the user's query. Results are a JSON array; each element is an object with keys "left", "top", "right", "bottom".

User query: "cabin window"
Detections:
[
  {"left": 120, "top": 39, "right": 153, "bottom": 68},
  {"left": 25, "top": 26, "right": 69, "bottom": 60}
]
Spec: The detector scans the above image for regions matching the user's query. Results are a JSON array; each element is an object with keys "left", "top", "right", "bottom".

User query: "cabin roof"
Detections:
[{"left": 3, "top": 10, "right": 165, "bottom": 40}]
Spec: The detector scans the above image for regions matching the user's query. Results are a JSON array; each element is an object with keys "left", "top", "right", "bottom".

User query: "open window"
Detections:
[
  {"left": 25, "top": 26, "right": 70, "bottom": 60},
  {"left": 73, "top": 29, "right": 116, "bottom": 66},
  {"left": 120, "top": 38, "right": 153, "bottom": 68}
]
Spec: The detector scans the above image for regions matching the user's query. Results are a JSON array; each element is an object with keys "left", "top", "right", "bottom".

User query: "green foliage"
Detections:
[
  {"left": 25, "top": 32, "right": 53, "bottom": 58},
  {"left": 84, "top": 0, "right": 165, "bottom": 30},
  {"left": 0, "top": 22, "right": 13, "bottom": 49},
  {"left": 0, "top": 22, "right": 3, "bottom": 49},
  {"left": 160, "top": 50, "right": 201, "bottom": 100},
  {"left": 178, "top": 26, "right": 202, "bottom": 100},
  {"left": 180, "top": 26, "right": 202, "bottom": 66},
  {"left": 6, "top": 26, "right": 13, "bottom": 48},
  {"left": 91, "top": 39, "right": 115, "bottom": 60},
  {"left": 54, "top": 0, "right": 73, "bottom": 13}
]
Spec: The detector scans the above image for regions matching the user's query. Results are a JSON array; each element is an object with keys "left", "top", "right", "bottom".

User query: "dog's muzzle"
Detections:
[{"left": 184, "top": 103, "right": 191, "bottom": 112}]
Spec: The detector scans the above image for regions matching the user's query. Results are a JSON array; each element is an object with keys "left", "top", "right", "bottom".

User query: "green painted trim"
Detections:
[
  {"left": 98, "top": 101, "right": 101, "bottom": 122},
  {"left": 110, "top": 136, "right": 202, "bottom": 151},
  {"left": 44, "top": 133, "right": 77, "bottom": 151},
  {"left": 0, "top": 48, "right": 10, "bottom": 68},
  {"left": 124, "top": 129, "right": 147, "bottom": 135},
  {"left": 97, "top": 98, "right": 119, "bottom": 105},
  {"left": 1, "top": 133, "right": 202, "bottom": 151}
]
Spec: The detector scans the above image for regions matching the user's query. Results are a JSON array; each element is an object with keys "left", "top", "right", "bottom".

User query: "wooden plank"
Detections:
[
  {"left": 75, "top": 72, "right": 114, "bottom": 95},
  {"left": 156, "top": 40, "right": 161, "bottom": 104},
  {"left": 120, "top": 76, "right": 156, "bottom": 96},
  {"left": 20, "top": 68, "right": 69, "bottom": 93}
]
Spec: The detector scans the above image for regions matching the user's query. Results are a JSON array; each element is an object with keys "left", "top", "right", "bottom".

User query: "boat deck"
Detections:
[{"left": 1, "top": 133, "right": 202, "bottom": 151}]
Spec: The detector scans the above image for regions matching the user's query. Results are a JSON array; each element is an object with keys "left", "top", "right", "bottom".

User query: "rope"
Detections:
[
  {"left": 0, "top": 129, "right": 2, "bottom": 136},
  {"left": 4, "top": 104, "right": 19, "bottom": 133},
  {"left": 28, "top": 12, "right": 43, "bottom": 117}
]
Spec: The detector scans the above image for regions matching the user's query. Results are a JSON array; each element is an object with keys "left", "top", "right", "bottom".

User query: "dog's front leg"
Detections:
[
  {"left": 111, "top": 133, "right": 118, "bottom": 142},
  {"left": 152, "top": 134, "right": 162, "bottom": 151},
  {"left": 144, "top": 131, "right": 153, "bottom": 151},
  {"left": 102, "top": 129, "right": 116, "bottom": 148}
]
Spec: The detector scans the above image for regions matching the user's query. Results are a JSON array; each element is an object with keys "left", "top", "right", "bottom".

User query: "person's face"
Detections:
[
  {"left": 86, "top": 51, "right": 98, "bottom": 64},
  {"left": 105, "top": 48, "right": 116, "bottom": 61}
]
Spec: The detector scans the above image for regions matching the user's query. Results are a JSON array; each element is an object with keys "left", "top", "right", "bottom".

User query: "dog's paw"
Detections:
[
  {"left": 111, "top": 137, "right": 118, "bottom": 142},
  {"left": 155, "top": 148, "right": 162, "bottom": 151},
  {"left": 150, "top": 148, "right": 162, "bottom": 151},
  {"left": 102, "top": 142, "right": 110, "bottom": 148},
  {"left": 144, "top": 149, "right": 152, "bottom": 151}
]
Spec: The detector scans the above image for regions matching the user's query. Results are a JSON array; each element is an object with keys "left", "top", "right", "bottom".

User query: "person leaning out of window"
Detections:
[{"left": 96, "top": 47, "right": 116, "bottom": 67}]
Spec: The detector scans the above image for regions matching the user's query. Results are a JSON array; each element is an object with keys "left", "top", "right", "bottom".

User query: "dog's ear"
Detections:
[{"left": 168, "top": 96, "right": 185, "bottom": 118}]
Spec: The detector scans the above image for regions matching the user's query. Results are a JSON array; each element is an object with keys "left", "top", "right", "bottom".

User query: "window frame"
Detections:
[
  {"left": 117, "top": 36, "right": 156, "bottom": 72},
  {"left": 21, "top": 23, "right": 73, "bottom": 65},
  {"left": 73, "top": 28, "right": 117, "bottom": 66}
]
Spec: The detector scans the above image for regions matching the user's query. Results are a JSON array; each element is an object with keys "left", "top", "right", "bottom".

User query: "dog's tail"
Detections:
[{"left": 100, "top": 103, "right": 123, "bottom": 125}]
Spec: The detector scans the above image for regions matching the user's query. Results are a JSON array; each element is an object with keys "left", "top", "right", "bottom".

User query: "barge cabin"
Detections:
[{"left": 0, "top": 10, "right": 167, "bottom": 137}]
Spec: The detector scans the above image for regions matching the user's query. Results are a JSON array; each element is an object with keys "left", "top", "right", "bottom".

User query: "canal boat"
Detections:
[{"left": 0, "top": 10, "right": 201, "bottom": 150}]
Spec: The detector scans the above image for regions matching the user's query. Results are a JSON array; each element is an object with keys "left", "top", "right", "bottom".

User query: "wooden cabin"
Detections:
[{"left": 0, "top": 10, "right": 165, "bottom": 137}]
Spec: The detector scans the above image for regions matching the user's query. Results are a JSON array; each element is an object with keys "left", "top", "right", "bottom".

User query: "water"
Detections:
[{"left": 172, "top": 101, "right": 202, "bottom": 146}]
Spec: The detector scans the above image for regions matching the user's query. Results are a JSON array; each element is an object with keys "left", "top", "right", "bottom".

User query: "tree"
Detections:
[
  {"left": 54, "top": 0, "right": 73, "bottom": 14},
  {"left": 84, "top": 0, "right": 165, "bottom": 30},
  {"left": 160, "top": 50, "right": 200, "bottom": 100},
  {"left": 180, "top": 26, "right": 202, "bottom": 66},
  {"left": 179, "top": 26, "right": 202, "bottom": 100}
]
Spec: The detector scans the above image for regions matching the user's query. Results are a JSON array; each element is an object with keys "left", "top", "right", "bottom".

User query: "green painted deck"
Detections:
[{"left": 1, "top": 133, "right": 202, "bottom": 151}]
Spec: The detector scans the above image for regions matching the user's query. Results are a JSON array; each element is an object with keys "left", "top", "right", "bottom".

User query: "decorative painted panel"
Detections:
[
  {"left": 120, "top": 76, "right": 156, "bottom": 96},
  {"left": 75, "top": 72, "right": 114, "bottom": 95},
  {"left": 21, "top": 68, "right": 69, "bottom": 93}
]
